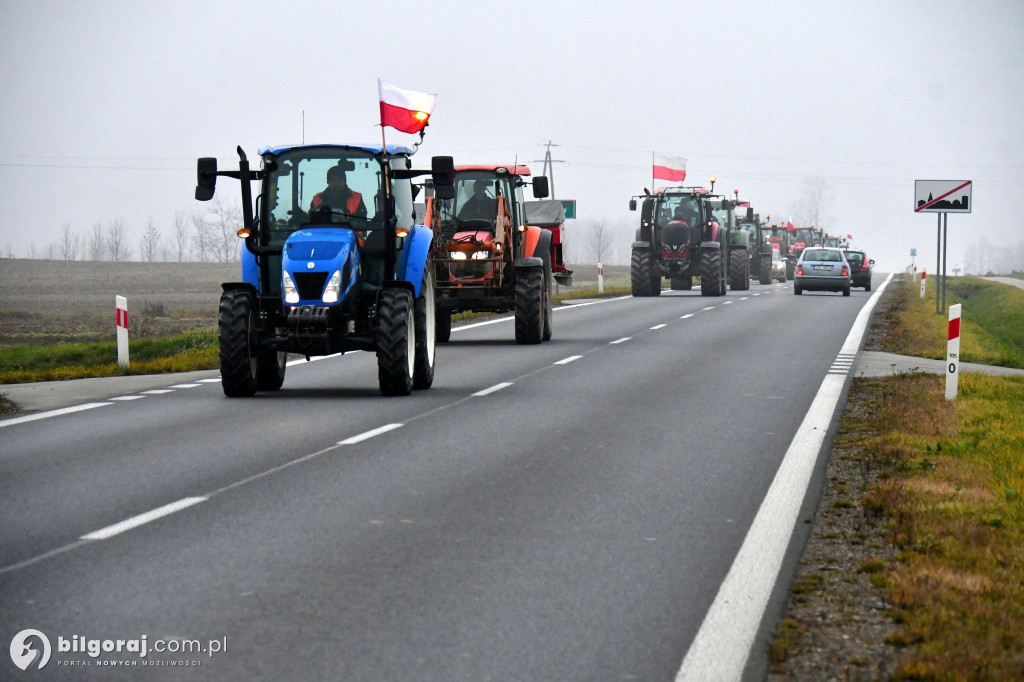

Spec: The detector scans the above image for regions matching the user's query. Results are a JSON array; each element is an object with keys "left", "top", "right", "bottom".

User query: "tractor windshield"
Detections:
[
  {"left": 434, "top": 171, "right": 514, "bottom": 230},
  {"left": 263, "top": 148, "right": 413, "bottom": 247},
  {"left": 792, "top": 228, "right": 818, "bottom": 246},
  {"left": 656, "top": 195, "right": 701, "bottom": 227}
]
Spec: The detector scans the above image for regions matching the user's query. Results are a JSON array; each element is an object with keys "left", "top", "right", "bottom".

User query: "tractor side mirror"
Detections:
[
  {"left": 532, "top": 176, "right": 549, "bottom": 199},
  {"left": 195, "top": 157, "right": 218, "bottom": 201},
  {"left": 746, "top": 207, "right": 754, "bottom": 221},
  {"left": 629, "top": 199, "right": 637, "bottom": 211},
  {"left": 431, "top": 156, "right": 455, "bottom": 200}
]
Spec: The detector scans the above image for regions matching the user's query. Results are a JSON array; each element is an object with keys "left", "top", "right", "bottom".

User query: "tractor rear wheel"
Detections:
[
  {"left": 700, "top": 248, "right": 724, "bottom": 296},
  {"left": 631, "top": 248, "right": 661, "bottom": 297},
  {"left": 376, "top": 288, "right": 415, "bottom": 396},
  {"left": 759, "top": 254, "right": 772, "bottom": 285},
  {"left": 729, "top": 249, "right": 749, "bottom": 290},
  {"left": 255, "top": 350, "right": 287, "bottom": 391},
  {"left": 218, "top": 290, "right": 258, "bottom": 397},
  {"left": 542, "top": 259, "right": 553, "bottom": 342},
  {"left": 413, "top": 268, "right": 436, "bottom": 390},
  {"left": 515, "top": 267, "right": 544, "bottom": 344}
]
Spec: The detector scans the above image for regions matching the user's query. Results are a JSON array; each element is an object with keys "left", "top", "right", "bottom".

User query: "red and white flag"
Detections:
[
  {"left": 653, "top": 152, "right": 687, "bottom": 182},
  {"left": 378, "top": 79, "right": 436, "bottom": 134},
  {"left": 786, "top": 218, "right": 794, "bottom": 231}
]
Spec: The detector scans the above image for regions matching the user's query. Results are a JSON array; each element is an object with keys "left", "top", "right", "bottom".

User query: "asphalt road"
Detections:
[{"left": 1, "top": 276, "right": 883, "bottom": 681}]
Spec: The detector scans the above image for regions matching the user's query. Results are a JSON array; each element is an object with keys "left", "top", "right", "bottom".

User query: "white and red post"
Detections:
[
  {"left": 920, "top": 270, "right": 927, "bottom": 299},
  {"left": 946, "top": 303, "right": 961, "bottom": 401},
  {"left": 116, "top": 295, "right": 129, "bottom": 368},
  {"left": 597, "top": 262, "right": 604, "bottom": 294}
]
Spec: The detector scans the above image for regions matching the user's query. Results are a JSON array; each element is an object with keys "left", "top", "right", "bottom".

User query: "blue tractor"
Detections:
[{"left": 195, "top": 144, "right": 455, "bottom": 396}]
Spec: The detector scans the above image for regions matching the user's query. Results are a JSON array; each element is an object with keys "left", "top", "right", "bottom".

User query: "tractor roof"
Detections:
[
  {"left": 653, "top": 186, "right": 709, "bottom": 196},
  {"left": 258, "top": 143, "right": 415, "bottom": 156},
  {"left": 455, "top": 164, "right": 532, "bottom": 176}
]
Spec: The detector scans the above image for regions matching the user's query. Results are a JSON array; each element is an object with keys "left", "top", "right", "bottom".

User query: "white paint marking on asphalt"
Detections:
[
  {"left": 556, "top": 295, "right": 631, "bottom": 311},
  {"left": 554, "top": 355, "right": 583, "bottom": 365},
  {"left": 0, "top": 402, "right": 111, "bottom": 428},
  {"left": 703, "top": 306, "right": 715, "bottom": 311},
  {"left": 610, "top": 337, "right": 632, "bottom": 344},
  {"left": 337, "top": 423, "right": 404, "bottom": 446},
  {"left": 456, "top": 296, "right": 631, "bottom": 332},
  {"left": 650, "top": 324, "right": 667, "bottom": 330},
  {"left": 170, "top": 383, "right": 201, "bottom": 389},
  {"left": 723, "top": 301, "right": 733, "bottom": 305},
  {"left": 680, "top": 314, "right": 695, "bottom": 319},
  {"left": 197, "top": 378, "right": 221, "bottom": 383},
  {"left": 740, "top": 297, "right": 748, "bottom": 301},
  {"left": 142, "top": 389, "right": 174, "bottom": 395},
  {"left": 473, "top": 382, "right": 513, "bottom": 397},
  {"left": 676, "top": 272, "right": 894, "bottom": 682},
  {"left": 111, "top": 395, "right": 145, "bottom": 401},
  {"left": 81, "top": 497, "right": 208, "bottom": 541},
  {"left": 287, "top": 352, "right": 345, "bottom": 366}
]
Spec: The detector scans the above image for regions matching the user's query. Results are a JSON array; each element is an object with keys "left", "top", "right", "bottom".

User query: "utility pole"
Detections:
[{"left": 534, "top": 140, "right": 567, "bottom": 198}]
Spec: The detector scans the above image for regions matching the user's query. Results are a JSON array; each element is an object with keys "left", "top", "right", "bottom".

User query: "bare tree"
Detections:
[
  {"left": 140, "top": 218, "right": 161, "bottom": 262},
  {"left": 172, "top": 210, "right": 189, "bottom": 262},
  {"left": 205, "top": 198, "right": 242, "bottom": 263},
  {"left": 107, "top": 219, "right": 133, "bottom": 262},
  {"left": 191, "top": 212, "right": 213, "bottom": 262},
  {"left": 88, "top": 222, "right": 106, "bottom": 261},
  {"left": 58, "top": 223, "right": 80, "bottom": 261},
  {"left": 792, "top": 177, "right": 833, "bottom": 232},
  {"left": 587, "top": 219, "right": 614, "bottom": 264}
]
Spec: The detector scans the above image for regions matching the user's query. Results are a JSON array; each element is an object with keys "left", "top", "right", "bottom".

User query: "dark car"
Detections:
[
  {"left": 794, "top": 247, "right": 851, "bottom": 296},
  {"left": 843, "top": 249, "right": 874, "bottom": 290}
]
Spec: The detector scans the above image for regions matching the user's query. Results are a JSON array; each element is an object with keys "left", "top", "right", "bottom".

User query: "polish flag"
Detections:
[
  {"left": 378, "top": 79, "right": 437, "bottom": 134},
  {"left": 653, "top": 152, "right": 687, "bottom": 182},
  {"left": 786, "top": 218, "right": 794, "bottom": 232}
]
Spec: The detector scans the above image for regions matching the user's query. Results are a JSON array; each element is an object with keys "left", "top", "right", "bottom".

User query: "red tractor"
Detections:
[{"left": 425, "top": 165, "right": 553, "bottom": 344}]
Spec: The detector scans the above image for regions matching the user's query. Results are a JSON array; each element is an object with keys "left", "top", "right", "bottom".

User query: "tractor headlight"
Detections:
[
  {"left": 449, "top": 252, "right": 468, "bottom": 260},
  {"left": 283, "top": 271, "right": 299, "bottom": 304},
  {"left": 322, "top": 270, "right": 343, "bottom": 304},
  {"left": 471, "top": 250, "right": 489, "bottom": 260}
]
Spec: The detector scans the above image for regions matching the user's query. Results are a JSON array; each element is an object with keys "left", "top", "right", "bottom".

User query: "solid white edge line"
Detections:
[
  {"left": 473, "top": 382, "right": 513, "bottom": 397},
  {"left": 81, "top": 497, "right": 207, "bottom": 541},
  {"left": 675, "top": 273, "right": 894, "bottom": 681},
  {"left": 337, "top": 423, "right": 404, "bottom": 445},
  {"left": 0, "top": 402, "right": 111, "bottom": 428},
  {"left": 554, "top": 355, "right": 582, "bottom": 365}
]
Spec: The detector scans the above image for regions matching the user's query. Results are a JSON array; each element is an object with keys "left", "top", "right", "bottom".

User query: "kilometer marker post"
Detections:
[
  {"left": 597, "top": 262, "right": 604, "bottom": 294},
  {"left": 116, "top": 295, "right": 129, "bottom": 368},
  {"left": 920, "top": 270, "right": 926, "bottom": 299},
  {"left": 946, "top": 303, "right": 961, "bottom": 401}
]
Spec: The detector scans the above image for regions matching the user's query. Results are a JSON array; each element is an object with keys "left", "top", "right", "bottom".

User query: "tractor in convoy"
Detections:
[
  {"left": 764, "top": 222, "right": 793, "bottom": 280},
  {"left": 628, "top": 186, "right": 740, "bottom": 296},
  {"left": 424, "top": 164, "right": 553, "bottom": 344},
  {"left": 710, "top": 195, "right": 751, "bottom": 291},
  {"left": 785, "top": 225, "right": 823, "bottom": 279},
  {"left": 195, "top": 144, "right": 455, "bottom": 397},
  {"left": 732, "top": 203, "right": 773, "bottom": 285}
]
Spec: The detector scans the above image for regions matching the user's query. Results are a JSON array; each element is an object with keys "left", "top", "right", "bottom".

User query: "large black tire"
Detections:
[
  {"left": 255, "top": 350, "right": 287, "bottom": 391},
  {"left": 218, "top": 290, "right": 258, "bottom": 397},
  {"left": 376, "top": 288, "right": 415, "bottom": 396},
  {"left": 759, "top": 254, "right": 772, "bottom": 285},
  {"left": 794, "top": 285, "right": 802, "bottom": 295},
  {"left": 515, "top": 266, "right": 544, "bottom": 344},
  {"left": 670, "top": 275, "right": 692, "bottom": 291},
  {"left": 729, "top": 249, "right": 750, "bottom": 290},
  {"left": 413, "top": 268, "right": 436, "bottom": 390},
  {"left": 542, "top": 258, "right": 554, "bottom": 342},
  {"left": 700, "top": 248, "right": 724, "bottom": 296},
  {"left": 631, "top": 248, "right": 661, "bottom": 297},
  {"left": 785, "top": 261, "right": 795, "bottom": 281},
  {"left": 435, "top": 306, "right": 452, "bottom": 344},
  {"left": 843, "top": 286, "right": 851, "bottom": 297},
  {"left": 864, "top": 280, "right": 872, "bottom": 292}
]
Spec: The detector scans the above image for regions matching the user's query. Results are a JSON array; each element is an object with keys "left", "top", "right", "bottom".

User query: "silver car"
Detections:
[{"left": 794, "top": 247, "right": 851, "bottom": 296}]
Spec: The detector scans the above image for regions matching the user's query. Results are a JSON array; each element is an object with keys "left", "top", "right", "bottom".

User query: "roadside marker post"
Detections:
[
  {"left": 946, "top": 303, "right": 961, "bottom": 401},
  {"left": 920, "top": 270, "right": 926, "bottom": 299},
  {"left": 116, "top": 295, "right": 129, "bottom": 368},
  {"left": 597, "top": 262, "right": 605, "bottom": 294}
]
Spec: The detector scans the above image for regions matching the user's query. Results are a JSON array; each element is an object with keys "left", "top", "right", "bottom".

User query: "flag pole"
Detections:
[{"left": 651, "top": 151, "right": 655, "bottom": 189}]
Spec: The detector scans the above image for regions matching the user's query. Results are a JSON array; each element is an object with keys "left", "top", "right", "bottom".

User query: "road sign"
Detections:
[
  {"left": 915, "top": 180, "right": 972, "bottom": 213},
  {"left": 560, "top": 199, "right": 576, "bottom": 219},
  {"left": 910, "top": 248, "right": 917, "bottom": 257}
]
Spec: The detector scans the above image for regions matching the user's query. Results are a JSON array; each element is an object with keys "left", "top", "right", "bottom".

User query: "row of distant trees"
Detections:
[{"left": 4, "top": 199, "right": 244, "bottom": 263}]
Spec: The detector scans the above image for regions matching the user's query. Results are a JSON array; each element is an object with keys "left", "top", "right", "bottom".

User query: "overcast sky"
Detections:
[{"left": 2, "top": 0, "right": 1021, "bottom": 273}]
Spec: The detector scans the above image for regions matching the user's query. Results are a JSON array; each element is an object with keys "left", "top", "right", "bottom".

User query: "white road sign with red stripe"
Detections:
[{"left": 915, "top": 180, "right": 972, "bottom": 213}]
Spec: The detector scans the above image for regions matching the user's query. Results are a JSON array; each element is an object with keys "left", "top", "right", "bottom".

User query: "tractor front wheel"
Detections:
[
  {"left": 218, "top": 290, "right": 258, "bottom": 397},
  {"left": 631, "top": 248, "right": 661, "bottom": 297},
  {"left": 515, "top": 267, "right": 545, "bottom": 344},
  {"left": 376, "top": 288, "right": 415, "bottom": 396},
  {"left": 255, "top": 350, "right": 287, "bottom": 391},
  {"left": 413, "top": 268, "right": 436, "bottom": 390},
  {"left": 700, "top": 248, "right": 724, "bottom": 296}
]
